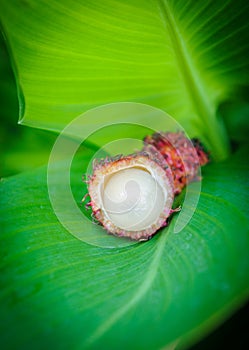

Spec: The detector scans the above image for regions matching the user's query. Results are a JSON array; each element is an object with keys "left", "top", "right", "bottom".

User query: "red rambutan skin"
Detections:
[{"left": 144, "top": 132, "right": 209, "bottom": 195}]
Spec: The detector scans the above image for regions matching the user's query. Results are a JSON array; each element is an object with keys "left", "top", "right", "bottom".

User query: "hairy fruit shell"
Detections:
[{"left": 144, "top": 131, "right": 209, "bottom": 194}]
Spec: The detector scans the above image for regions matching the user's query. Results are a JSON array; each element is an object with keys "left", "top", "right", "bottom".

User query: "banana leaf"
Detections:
[{"left": 1, "top": 1, "right": 249, "bottom": 349}]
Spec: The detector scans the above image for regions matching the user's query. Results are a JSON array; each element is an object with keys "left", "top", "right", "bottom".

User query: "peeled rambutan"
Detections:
[{"left": 87, "top": 149, "right": 174, "bottom": 241}]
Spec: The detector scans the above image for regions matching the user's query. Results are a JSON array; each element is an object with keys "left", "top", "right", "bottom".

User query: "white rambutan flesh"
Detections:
[
  {"left": 103, "top": 167, "right": 165, "bottom": 231},
  {"left": 88, "top": 152, "right": 174, "bottom": 241}
]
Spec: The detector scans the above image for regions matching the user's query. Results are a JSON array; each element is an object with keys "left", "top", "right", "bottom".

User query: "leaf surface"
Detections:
[
  {"left": 1, "top": 0, "right": 249, "bottom": 159},
  {"left": 1, "top": 147, "right": 249, "bottom": 349}
]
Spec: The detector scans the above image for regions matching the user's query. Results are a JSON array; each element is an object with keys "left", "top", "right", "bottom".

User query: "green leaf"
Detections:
[
  {"left": 1, "top": 0, "right": 249, "bottom": 159},
  {"left": 1, "top": 146, "right": 249, "bottom": 349}
]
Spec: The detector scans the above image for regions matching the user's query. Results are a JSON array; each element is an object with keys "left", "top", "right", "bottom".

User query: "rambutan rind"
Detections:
[{"left": 144, "top": 131, "right": 209, "bottom": 194}]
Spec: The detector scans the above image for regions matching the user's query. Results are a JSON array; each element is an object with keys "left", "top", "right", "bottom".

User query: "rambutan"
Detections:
[{"left": 85, "top": 131, "right": 209, "bottom": 241}]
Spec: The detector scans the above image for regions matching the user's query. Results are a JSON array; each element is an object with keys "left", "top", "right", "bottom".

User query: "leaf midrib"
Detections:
[
  {"left": 83, "top": 232, "right": 168, "bottom": 347},
  {"left": 157, "top": 0, "right": 229, "bottom": 160}
]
